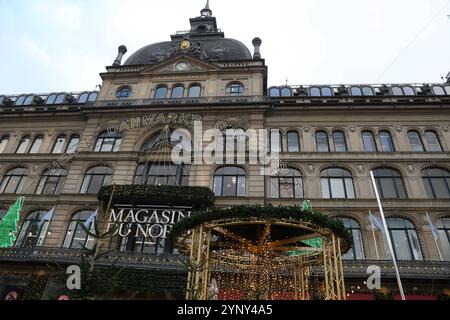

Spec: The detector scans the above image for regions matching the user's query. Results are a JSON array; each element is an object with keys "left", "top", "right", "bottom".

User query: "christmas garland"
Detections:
[
  {"left": 170, "top": 205, "right": 352, "bottom": 248},
  {"left": 98, "top": 185, "right": 215, "bottom": 210}
]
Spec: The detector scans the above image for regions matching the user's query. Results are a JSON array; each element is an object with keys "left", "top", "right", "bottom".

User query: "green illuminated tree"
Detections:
[{"left": 0, "top": 197, "right": 24, "bottom": 248}]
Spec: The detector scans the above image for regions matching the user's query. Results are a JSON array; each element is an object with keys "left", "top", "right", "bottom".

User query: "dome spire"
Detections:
[{"left": 201, "top": 0, "right": 212, "bottom": 17}]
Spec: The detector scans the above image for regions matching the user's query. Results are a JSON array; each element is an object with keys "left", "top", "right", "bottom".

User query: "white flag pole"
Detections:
[
  {"left": 369, "top": 210, "right": 380, "bottom": 260},
  {"left": 370, "top": 171, "right": 406, "bottom": 301},
  {"left": 426, "top": 212, "right": 444, "bottom": 262}
]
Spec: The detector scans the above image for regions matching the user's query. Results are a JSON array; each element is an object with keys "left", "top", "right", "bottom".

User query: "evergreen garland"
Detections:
[
  {"left": 170, "top": 205, "right": 352, "bottom": 248},
  {"left": 98, "top": 185, "right": 215, "bottom": 209}
]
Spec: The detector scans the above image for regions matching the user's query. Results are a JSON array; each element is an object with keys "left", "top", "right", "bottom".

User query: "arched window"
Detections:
[
  {"left": 213, "top": 167, "right": 246, "bottom": 197},
  {"left": 373, "top": 168, "right": 407, "bottom": 199},
  {"left": 321, "top": 168, "right": 355, "bottom": 199},
  {"left": 315, "top": 131, "right": 330, "bottom": 152},
  {"left": 422, "top": 168, "right": 450, "bottom": 199},
  {"left": 321, "top": 87, "right": 333, "bottom": 97},
  {"left": 171, "top": 85, "right": 185, "bottom": 98},
  {"left": 52, "top": 135, "right": 67, "bottom": 154},
  {"left": 66, "top": 135, "right": 80, "bottom": 154},
  {"left": 46, "top": 94, "right": 57, "bottom": 105},
  {"left": 436, "top": 217, "right": 450, "bottom": 261},
  {"left": 362, "top": 86, "right": 374, "bottom": 96},
  {"left": 362, "top": 131, "right": 377, "bottom": 152},
  {"left": 332, "top": 131, "right": 348, "bottom": 152},
  {"left": 87, "top": 92, "right": 98, "bottom": 102},
  {"left": 77, "top": 93, "right": 89, "bottom": 104},
  {"left": 94, "top": 131, "right": 122, "bottom": 152},
  {"left": 16, "top": 210, "right": 50, "bottom": 248},
  {"left": 269, "top": 87, "right": 280, "bottom": 97},
  {"left": 280, "top": 87, "right": 292, "bottom": 97},
  {"left": 141, "top": 129, "right": 191, "bottom": 154},
  {"left": 80, "top": 166, "right": 113, "bottom": 194},
  {"left": 432, "top": 86, "right": 445, "bottom": 96},
  {"left": 188, "top": 85, "right": 202, "bottom": 98},
  {"left": 408, "top": 130, "right": 425, "bottom": 152},
  {"left": 338, "top": 218, "right": 365, "bottom": 260},
  {"left": 226, "top": 82, "right": 244, "bottom": 96},
  {"left": 378, "top": 131, "right": 395, "bottom": 152},
  {"left": 29, "top": 136, "right": 43, "bottom": 154},
  {"left": 425, "top": 131, "right": 442, "bottom": 152},
  {"left": 0, "top": 136, "right": 9, "bottom": 154},
  {"left": 391, "top": 86, "right": 404, "bottom": 96},
  {"left": 403, "top": 86, "right": 415, "bottom": 96},
  {"left": 386, "top": 218, "right": 423, "bottom": 261},
  {"left": 154, "top": 86, "right": 168, "bottom": 99},
  {"left": 54, "top": 94, "right": 66, "bottom": 104},
  {"left": 0, "top": 168, "right": 27, "bottom": 194},
  {"left": 23, "top": 95, "right": 34, "bottom": 105},
  {"left": 16, "top": 136, "right": 31, "bottom": 154},
  {"left": 134, "top": 163, "right": 191, "bottom": 186},
  {"left": 36, "top": 169, "right": 67, "bottom": 195},
  {"left": 15, "top": 96, "right": 26, "bottom": 106},
  {"left": 63, "top": 210, "right": 96, "bottom": 249},
  {"left": 309, "top": 87, "right": 321, "bottom": 97},
  {"left": 445, "top": 86, "right": 450, "bottom": 95},
  {"left": 287, "top": 131, "right": 300, "bottom": 152},
  {"left": 270, "top": 168, "right": 303, "bottom": 199},
  {"left": 350, "top": 87, "right": 362, "bottom": 96},
  {"left": 116, "top": 86, "right": 133, "bottom": 99}
]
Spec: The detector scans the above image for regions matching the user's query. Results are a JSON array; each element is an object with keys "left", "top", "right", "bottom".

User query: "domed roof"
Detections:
[
  {"left": 124, "top": 38, "right": 252, "bottom": 66},
  {"left": 123, "top": 3, "right": 253, "bottom": 66}
]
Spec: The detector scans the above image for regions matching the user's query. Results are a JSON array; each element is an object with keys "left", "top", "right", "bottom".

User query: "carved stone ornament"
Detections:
[
  {"left": 395, "top": 126, "right": 403, "bottom": 133},
  {"left": 303, "top": 127, "right": 310, "bottom": 133},
  {"left": 307, "top": 164, "right": 314, "bottom": 174}
]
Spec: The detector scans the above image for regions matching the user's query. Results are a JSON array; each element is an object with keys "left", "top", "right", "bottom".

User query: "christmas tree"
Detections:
[{"left": 0, "top": 197, "right": 24, "bottom": 248}]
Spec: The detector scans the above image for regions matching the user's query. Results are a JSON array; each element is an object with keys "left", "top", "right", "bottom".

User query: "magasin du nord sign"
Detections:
[{"left": 106, "top": 205, "right": 192, "bottom": 240}]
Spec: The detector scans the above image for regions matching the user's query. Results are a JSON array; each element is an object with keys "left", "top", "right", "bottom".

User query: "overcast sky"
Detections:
[{"left": 1, "top": 0, "right": 449, "bottom": 95}]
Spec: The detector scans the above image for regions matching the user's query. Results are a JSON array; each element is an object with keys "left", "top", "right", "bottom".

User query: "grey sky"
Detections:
[{"left": 0, "top": 0, "right": 449, "bottom": 94}]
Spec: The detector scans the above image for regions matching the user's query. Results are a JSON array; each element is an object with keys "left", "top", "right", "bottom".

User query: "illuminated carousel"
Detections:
[{"left": 172, "top": 206, "right": 352, "bottom": 301}]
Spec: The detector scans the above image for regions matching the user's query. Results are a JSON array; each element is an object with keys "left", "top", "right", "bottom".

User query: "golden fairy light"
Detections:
[{"left": 176, "top": 217, "right": 349, "bottom": 301}]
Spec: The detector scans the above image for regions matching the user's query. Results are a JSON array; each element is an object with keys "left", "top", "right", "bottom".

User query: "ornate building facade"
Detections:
[{"left": 0, "top": 3, "right": 449, "bottom": 300}]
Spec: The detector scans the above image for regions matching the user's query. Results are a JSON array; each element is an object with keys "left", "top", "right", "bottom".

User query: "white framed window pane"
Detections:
[
  {"left": 213, "top": 176, "right": 222, "bottom": 196},
  {"left": 29, "top": 138, "right": 43, "bottom": 154},
  {"left": 352, "top": 229, "right": 365, "bottom": 259},
  {"left": 294, "top": 179, "right": 303, "bottom": 199},
  {"left": 345, "top": 178, "right": 355, "bottom": 199},
  {"left": 391, "top": 230, "right": 413, "bottom": 261},
  {"left": 16, "top": 138, "right": 30, "bottom": 154},
  {"left": 270, "top": 178, "right": 279, "bottom": 198},
  {"left": 0, "top": 138, "right": 8, "bottom": 153},
  {"left": 321, "top": 179, "right": 330, "bottom": 199},
  {"left": 237, "top": 176, "right": 246, "bottom": 196},
  {"left": 407, "top": 230, "right": 423, "bottom": 261},
  {"left": 66, "top": 137, "right": 80, "bottom": 154},
  {"left": 52, "top": 137, "right": 66, "bottom": 154},
  {"left": 330, "top": 179, "right": 346, "bottom": 199}
]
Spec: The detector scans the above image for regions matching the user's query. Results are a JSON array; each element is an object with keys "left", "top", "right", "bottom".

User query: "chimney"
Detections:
[
  {"left": 252, "top": 37, "right": 262, "bottom": 59},
  {"left": 113, "top": 45, "right": 128, "bottom": 66}
]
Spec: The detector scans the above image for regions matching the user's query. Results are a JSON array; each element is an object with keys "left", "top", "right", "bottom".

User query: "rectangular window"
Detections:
[{"left": 391, "top": 230, "right": 413, "bottom": 261}]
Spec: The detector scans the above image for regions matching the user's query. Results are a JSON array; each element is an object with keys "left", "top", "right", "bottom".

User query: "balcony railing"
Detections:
[
  {"left": 0, "top": 247, "right": 187, "bottom": 270},
  {"left": 0, "top": 247, "right": 449, "bottom": 278},
  {"left": 92, "top": 95, "right": 269, "bottom": 108}
]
